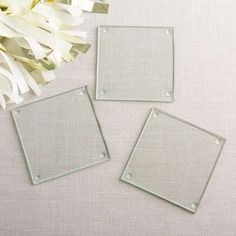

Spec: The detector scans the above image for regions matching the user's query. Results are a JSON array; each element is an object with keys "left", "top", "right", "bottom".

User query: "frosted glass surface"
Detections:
[
  {"left": 96, "top": 26, "right": 174, "bottom": 102},
  {"left": 121, "top": 109, "right": 225, "bottom": 213},
  {"left": 12, "top": 86, "right": 109, "bottom": 184}
]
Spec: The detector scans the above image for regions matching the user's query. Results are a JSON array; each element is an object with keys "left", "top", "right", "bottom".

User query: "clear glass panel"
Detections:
[
  {"left": 12, "top": 86, "right": 110, "bottom": 184},
  {"left": 121, "top": 109, "right": 225, "bottom": 213},
  {"left": 96, "top": 25, "right": 174, "bottom": 102}
]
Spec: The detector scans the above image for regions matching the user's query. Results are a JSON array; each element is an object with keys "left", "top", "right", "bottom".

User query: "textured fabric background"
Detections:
[{"left": 1, "top": 0, "right": 236, "bottom": 235}]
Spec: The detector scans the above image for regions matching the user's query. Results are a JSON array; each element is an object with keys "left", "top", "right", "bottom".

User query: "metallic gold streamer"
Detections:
[{"left": 0, "top": 0, "right": 109, "bottom": 109}]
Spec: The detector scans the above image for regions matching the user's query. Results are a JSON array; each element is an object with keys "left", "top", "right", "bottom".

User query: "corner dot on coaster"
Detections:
[
  {"left": 79, "top": 90, "right": 85, "bottom": 96},
  {"left": 215, "top": 139, "right": 221, "bottom": 145},
  {"left": 34, "top": 175, "right": 40, "bottom": 182},
  {"left": 99, "top": 153, "right": 106, "bottom": 159},
  {"left": 100, "top": 89, "right": 106, "bottom": 95},
  {"left": 190, "top": 203, "right": 197, "bottom": 210},
  {"left": 126, "top": 173, "right": 132, "bottom": 180},
  {"left": 153, "top": 112, "right": 159, "bottom": 118}
]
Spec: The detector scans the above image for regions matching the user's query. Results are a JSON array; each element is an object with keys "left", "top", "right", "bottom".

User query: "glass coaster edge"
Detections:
[
  {"left": 33, "top": 156, "right": 110, "bottom": 185},
  {"left": 120, "top": 175, "right": 197, "bottom": 213},
  {"left": 153, "top": 108, "right": 226, "bottom": 142},
  {"left": 11, "top": 85, "right": 89, "bottom": 113}
]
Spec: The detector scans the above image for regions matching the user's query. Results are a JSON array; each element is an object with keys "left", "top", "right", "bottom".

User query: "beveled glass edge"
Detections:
[
  {"left": 120, "top": 108, "right": 226, "bottom": 213},
  {"left": 95, "top": 25, "right": 175, "bottom": 103},
  {"left": 11, "top": 85, "right": 111, "bottom": 185}
]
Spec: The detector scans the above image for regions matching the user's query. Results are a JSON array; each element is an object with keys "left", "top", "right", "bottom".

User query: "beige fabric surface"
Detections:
[{"left": 1, "top": 0, "right": 236, "bottom": 235}]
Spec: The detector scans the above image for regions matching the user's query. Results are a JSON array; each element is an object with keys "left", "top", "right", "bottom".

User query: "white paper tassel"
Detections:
[{"left": 0, "top": 0, "right": 109, "bottom": 109}]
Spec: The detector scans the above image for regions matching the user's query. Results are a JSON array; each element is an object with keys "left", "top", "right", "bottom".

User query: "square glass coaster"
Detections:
[
  {"left": 121, "top": 109, "right": 225, "bottom": 213},
  {"left": 96, "top": 25, "right": 174, "bottom": 102},
  {"left": 12, "top": 86, "right": 110, "bottom": 184}
]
